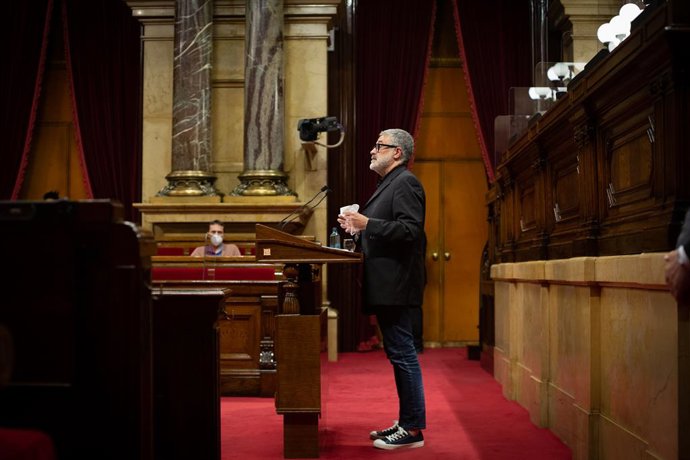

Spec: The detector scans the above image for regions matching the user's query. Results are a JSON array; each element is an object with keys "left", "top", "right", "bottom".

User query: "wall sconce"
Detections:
[
  {"left": 527, "top": 62, "right": 585, "bottom": 116},
  {"left": 546, "top": 62, "right": 572, "bottom": 86},
  {"left": 546, "top": 62, "right": 579, "bottom": 99},
  {"left": 527, "top": 86, "right": 555, "bottom": 115},
  {"left": 597, "top": 3, "right": 642, "bottom": 51},
  {"left": 528, "top": 87, "right": 554, "bottom": 101}
]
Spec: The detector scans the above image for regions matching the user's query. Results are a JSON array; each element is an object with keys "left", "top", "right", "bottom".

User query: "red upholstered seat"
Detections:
[
  {"left": 151, "top": 266, "right": 276, "bottom": 281},
  {"left": 156, "top": 247, "right": 186, "bottom": 256},
  {"left": 151, "top": 267, "right": 204, "bottom": 280},
  {"left": 0, "top": 428, "right": 56, "bottom": 460},
  {"left": 213, "top": 267, "right": 275, "bottom": 280}
]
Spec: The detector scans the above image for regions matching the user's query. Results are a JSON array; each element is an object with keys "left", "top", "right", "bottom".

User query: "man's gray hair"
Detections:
[{"left": 380, "top": 129, "right": 414, "bottom": 165}]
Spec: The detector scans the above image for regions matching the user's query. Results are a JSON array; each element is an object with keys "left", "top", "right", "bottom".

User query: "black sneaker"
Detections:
[
  {"left": 369, "top": 420, "right": 399, "bottom": 440},
  {"left": 373, "top": 426, "right": 424, "bottom": 450}
]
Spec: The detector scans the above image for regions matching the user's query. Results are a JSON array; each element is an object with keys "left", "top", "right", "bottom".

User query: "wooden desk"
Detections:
[
  {"left": 150, "top": 288, "right": 227, "bottom": 460},
  {"left": 150, "top": 258, "right": 284, "bottom": 397}
]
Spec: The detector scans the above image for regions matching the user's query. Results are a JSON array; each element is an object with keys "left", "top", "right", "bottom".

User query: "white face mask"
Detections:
[{"left": 210, "top": 233, "right": 223, "bottom": 247}]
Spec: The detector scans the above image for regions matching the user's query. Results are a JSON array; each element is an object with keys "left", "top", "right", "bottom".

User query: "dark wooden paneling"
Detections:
[
  {"left": 152, "top": 277, "right": 281, "bottom": 397},
  {"left": 275, "top": 313, "right": 322, "bottom": 459},
  {"left": 491, "top": 0, "right": 690, "bottom": 261},
  {"left": 0, "top": 200, "right": 154, "bottom": 460},
  {"left": 150, "top": 289, "right": 223, "bottom": 460}
]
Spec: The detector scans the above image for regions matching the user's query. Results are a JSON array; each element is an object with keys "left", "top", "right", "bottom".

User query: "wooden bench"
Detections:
[
  {"left": 150, "top": 256, "right": 284, "bottom": 396},
  {"left": 155, "top": 233, "right": 259, "bottom": 256},
  {"left": 154, "top": 232, "right": 316, "bottom": 256},
  {"left": 152, "top": 265, "right": 277, "bottom": 281}
]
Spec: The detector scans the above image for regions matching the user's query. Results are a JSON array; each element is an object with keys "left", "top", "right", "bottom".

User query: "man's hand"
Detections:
[
  {"left": 664, "top": 248, "right": 690, "bottom": 304},
  {"left": 338, "top": 211, "right": 368, "bottom": 236}
]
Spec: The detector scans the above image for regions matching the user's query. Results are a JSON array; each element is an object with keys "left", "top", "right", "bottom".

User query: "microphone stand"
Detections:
[
  {"left": 279, "top": 186, "right": 330, "bottom": 231},
  {"left": 280, "top": 192, "right": 330, "bottom": 230}
]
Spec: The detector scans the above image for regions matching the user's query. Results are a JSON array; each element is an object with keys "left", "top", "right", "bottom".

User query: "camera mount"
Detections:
[{"left": 297, "top": 116, "right": 345, "bottom": 149}]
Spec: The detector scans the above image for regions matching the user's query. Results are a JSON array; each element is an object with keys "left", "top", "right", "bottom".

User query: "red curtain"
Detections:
[
  {"left": 354, "top": 0, "right": 436, "bottom": 203},
  {"left": 0, "top": 0, "right": 52, "bottom": 199},
  {"left": 1, "top": 0, "right": 141, "bottom": 221},
  {"left": 63, "top": 0, "right": 142, "bottom": 221},
  {"left": 452, "top": 0, "right": 532, "bottom": 182}
]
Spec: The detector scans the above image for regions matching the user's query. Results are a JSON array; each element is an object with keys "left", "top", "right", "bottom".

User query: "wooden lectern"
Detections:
[{"left": 255, "top": 224, "right": 361, "bottom": 458}]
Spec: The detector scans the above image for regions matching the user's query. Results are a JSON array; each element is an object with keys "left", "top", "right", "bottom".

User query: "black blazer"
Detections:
[{"left": 360, "top": 165, "right": 426, "bottom": 308}]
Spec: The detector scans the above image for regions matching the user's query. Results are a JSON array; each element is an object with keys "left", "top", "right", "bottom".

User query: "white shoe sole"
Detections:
[{"left": 373, "top": 439, "right": 424, "bottom": 450}]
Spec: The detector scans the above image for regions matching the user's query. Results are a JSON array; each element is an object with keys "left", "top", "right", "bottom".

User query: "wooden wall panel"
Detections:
[
  {"left": 416, "top": 115, "right": 481, "bottom": 159},
  {"left": 423, "top": 67, "right": 470, "bottom": 112},
  {"left": 416, "top": 68, "right": 479, "bottom": 160},
  {"left": 442, "top": 161, "right": 488, "bottom": 342},
  {"left": 415, "top": 59, "right": 488, "bottom": 346},
  {"left": 23, "top": 124, "right": 70, "bottom": 198},
  {"left": 414, "top": 162, "right": 442, "bottom": 343},
  {"left": 491, "top": 1, "right": 690, "bottom": 261},
  {"left": 20, "top": 62, "right": 88, "bottom": 200}
]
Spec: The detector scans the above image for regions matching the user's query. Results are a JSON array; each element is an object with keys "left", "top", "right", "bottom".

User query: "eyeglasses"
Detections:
[{"left": 374, "top": 143, "right": 398, "bottom": 152}]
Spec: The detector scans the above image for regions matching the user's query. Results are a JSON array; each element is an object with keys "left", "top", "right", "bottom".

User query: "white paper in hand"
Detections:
[
  {"left": 339, "top": 204, "right": 360, "bottom": 235},
  {"left": 339, "top": 203, "right": 359, "bottom": 215}
]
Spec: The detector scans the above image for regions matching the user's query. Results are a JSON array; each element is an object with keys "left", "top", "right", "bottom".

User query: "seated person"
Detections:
[{"left": 191, "top": 220, "right": 241, "bottom": 257}]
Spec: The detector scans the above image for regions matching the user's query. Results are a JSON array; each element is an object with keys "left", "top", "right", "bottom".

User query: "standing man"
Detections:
[
  {"left": 191, "top": 220, "right": 242, "bottom": 257},
  {"left": 338, "top": 128, "right": 427, "bottom": 450}
]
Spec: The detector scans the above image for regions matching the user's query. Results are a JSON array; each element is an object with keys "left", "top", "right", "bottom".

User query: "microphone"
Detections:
[{"left": 279, "top": 185, "right": 331, "bottom": 230}]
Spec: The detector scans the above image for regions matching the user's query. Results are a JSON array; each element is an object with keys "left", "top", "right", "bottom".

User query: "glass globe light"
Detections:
[
  {"left": 619, "top": 3, "right": 642, "bottom": 22},
  {"left": 597, "top": 22, "right": 614, "bottom": 44},
  {"left": 609, "top": 15, "right": 631, "bottom": 39}
]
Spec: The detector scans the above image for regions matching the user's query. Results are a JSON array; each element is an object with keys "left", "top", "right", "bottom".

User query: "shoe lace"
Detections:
[
  {"left": 379, "top": 421, "right": 398, "bottom": 434},
  {"left": 386, "top": 427, "right": 409, "bottom": 442}
]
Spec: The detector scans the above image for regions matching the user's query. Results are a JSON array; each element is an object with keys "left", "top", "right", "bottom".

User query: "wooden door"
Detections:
[
  {"left": 413, "top": 7, "right": 489, "bottom": 345},
  {"left": 19, "top": 21, "right": 88, "bottom": 200},
  {"left": 414, "top": 160, "right": 487, "bottom": 346}
]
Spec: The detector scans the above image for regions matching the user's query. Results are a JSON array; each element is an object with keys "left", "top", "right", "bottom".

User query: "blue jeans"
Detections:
[{"left": 376, "top": 305, "right": 426, "bottom": 430}]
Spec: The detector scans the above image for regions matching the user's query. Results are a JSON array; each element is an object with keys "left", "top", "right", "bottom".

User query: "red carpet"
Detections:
[{"left": 221, "top": 348, "right": 571, "bottom": 459}]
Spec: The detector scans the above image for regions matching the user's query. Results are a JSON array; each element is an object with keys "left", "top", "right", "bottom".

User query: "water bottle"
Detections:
[{"left": 329, "top": 227, "right": 341, "bottom": 249}]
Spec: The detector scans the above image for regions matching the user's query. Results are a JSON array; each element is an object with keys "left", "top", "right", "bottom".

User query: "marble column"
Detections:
[
  {"left": 232, "top": 0, "right": 293, "bottom": 196},
  {"left": 158, "top": 0, "right": 221, "bottom": 197},
  {"left": 558, "top": 0, "right": 620, "bottom": 64}
]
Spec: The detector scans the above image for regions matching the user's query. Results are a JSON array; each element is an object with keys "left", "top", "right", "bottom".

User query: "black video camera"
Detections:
[{"left": 297, "top": 117, "right": 340, "bottom": 142}]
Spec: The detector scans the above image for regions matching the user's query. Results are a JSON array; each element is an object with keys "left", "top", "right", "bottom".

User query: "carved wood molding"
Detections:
[
  {"left": 649, "top": 72, "right": 670, "bottom": 96},
  {"left": 573, "top": 122, "right": 594, "bottom": 149},
  {"left": 531, "top": 154, "right": 547, "bottom": 172}
]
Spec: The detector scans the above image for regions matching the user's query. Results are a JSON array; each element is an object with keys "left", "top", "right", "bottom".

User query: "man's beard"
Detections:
[{"left": 370, "top": 155, "right": 393, "bottom": 175}]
